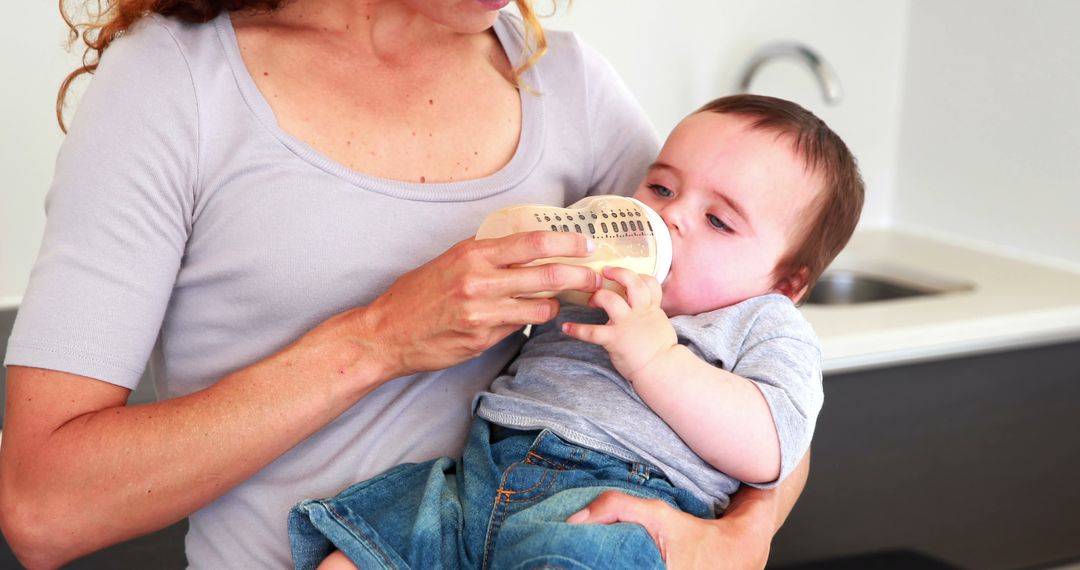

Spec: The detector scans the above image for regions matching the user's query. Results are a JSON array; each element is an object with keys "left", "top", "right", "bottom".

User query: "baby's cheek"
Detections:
[
  {"left": 659, "top": 280, "right": 688, "bottom": 315},
  {"left": 664, "top": 278, "right": 735, "bottom": 315}
]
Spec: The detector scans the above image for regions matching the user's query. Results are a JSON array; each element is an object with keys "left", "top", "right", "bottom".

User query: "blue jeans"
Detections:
[{"left": 288, "top": 418, "right": 713, "bottom": 570}]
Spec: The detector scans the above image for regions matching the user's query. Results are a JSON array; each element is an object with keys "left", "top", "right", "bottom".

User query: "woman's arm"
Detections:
[
  {"left": 0, "top": 231, "right": 599, "bottom": 570},
  {"left": 568, "top": 450, "right": 811, "bottom": 569},
  {"left": 0, "top": 320, "right": 379, "bottom": 570}
]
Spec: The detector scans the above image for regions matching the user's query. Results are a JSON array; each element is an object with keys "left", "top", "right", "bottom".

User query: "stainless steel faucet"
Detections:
[{"left": 736, "top": 42, "right": 844, "bottom": 105}]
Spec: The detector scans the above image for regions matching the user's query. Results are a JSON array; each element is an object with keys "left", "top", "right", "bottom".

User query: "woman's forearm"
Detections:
[
  {"left": 1, "top": 231, "right": 597, "bottom": 568},
  {"left": 564, "top": 450, "right": 811, "bottom": 570},
  {"left": 0, "top": 308, "right": 388, "bottom": 569},
  {"left": 726, "top": 448, "right": 810, "bottom": 534}
]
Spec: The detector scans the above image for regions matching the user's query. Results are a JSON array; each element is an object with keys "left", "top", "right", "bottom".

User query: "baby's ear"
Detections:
[{"left": 772, "top": 266, "right": 811, "bottom": 304}]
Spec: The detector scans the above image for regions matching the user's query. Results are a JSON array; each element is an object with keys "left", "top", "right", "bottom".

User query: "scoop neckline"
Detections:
[{"left": 215, "top": 11, "right": 545, "bottom": 202}]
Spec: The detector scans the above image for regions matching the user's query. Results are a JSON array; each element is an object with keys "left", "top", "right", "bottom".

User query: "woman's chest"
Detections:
[
  {"left": 237, "top": 31, "right": 521, "bottom": 184},
  {"left": 175, "top": 159, "right": 576, "bottom": 325}
]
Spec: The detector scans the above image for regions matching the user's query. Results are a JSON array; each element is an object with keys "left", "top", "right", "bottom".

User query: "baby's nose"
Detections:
[{"left": 661, "top": 207, "right": 685, "bottom": 234}]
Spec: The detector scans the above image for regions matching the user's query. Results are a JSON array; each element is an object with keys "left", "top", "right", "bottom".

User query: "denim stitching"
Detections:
[
  {"left": 502, "top": 446, "right": 580, "bottom": 505},
  {"left": 324, "top": 502, "right": 397, "bottom": 570},
  {"left": 483, "top": 463, "right": 526, "bottom": 570},
  {"left": 502, "top": 465, "right": 559, "bottom": 506},
  {"left": 484, "top": 438, "right": 588, "bottom": 568},
  {"left": 523, "top": 436, "right": 588, "bottom": 472},
  {"left": 503, "top": 460, "right": 556, "bottom": 496},
  {"left": 524, "top": 451, "right": 572, "bottom": 472}
]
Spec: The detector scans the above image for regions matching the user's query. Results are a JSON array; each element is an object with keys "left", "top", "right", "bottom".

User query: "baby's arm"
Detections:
[{"left": 562, "top": 267, "right": 780, "bottom": 484}]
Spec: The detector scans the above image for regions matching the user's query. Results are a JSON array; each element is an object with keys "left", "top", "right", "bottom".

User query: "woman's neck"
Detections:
[{"left": 249, "top": 0, "right": 473, "bottom": 65}]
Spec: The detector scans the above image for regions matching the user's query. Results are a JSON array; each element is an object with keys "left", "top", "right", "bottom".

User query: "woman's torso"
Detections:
[
  {"left": 170, "top": 13, "right": 557, "bottom": 566},
  {"left": 7, "top": 9, "right": 659, "bottom": 567}
]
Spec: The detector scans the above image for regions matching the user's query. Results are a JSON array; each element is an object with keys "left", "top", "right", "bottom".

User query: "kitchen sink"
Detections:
[{"left": 806, "top": 269, "right": 973, "bottom": 305}]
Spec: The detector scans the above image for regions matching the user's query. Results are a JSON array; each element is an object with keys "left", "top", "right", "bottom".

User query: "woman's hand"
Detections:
[
  {"left": 567, "top": 452, "right": 812, "bottom": 569},
  {"left": 358, "top": 231, "right": 601, "bottom": 378},
  {"left": 567, "top": 491, "right": 773, "bottom": 569}
]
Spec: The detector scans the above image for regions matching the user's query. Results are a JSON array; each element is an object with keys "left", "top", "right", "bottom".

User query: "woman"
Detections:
[{"left": 0, "top": 1, "right": 808, "bottom": 567}]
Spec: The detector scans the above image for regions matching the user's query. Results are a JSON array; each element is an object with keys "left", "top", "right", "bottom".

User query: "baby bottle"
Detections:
[{"left": 476, "top": 195, "right": 672, "bottom": 305}]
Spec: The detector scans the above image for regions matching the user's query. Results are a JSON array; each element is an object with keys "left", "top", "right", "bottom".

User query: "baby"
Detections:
[{"left": 288, "top": 94, "right": 864, "bottom": 570}]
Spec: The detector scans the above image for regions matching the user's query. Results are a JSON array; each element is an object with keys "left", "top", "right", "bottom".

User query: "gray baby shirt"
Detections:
[{"left": 476, "top": 294, "right": 824, "bottom": 513}]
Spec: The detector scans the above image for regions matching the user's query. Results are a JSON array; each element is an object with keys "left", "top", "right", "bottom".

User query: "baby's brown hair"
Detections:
[{"left": 698, "top": 94, "right": 864, "bottom": 303}]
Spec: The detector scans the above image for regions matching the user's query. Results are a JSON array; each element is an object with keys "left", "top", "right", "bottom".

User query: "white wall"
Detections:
[
  {"left": 1, "top": 3, "right": 83, "bottom": 308},
  {"left": 0, "top": 2, "right": 910, "bottom": 306},
  {"left": 544, "top": 1, "right": 909, "bottom": 230},
  {"left": 894, "top": 0, "right": 1080, "bottom": 268}
]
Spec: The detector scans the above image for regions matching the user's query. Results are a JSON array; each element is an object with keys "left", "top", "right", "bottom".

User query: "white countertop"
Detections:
[{"left": 800, "top": 229, "right": 1080, "bottom": 374}]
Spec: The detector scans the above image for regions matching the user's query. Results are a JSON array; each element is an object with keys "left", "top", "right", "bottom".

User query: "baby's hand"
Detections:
[{"left": 562, "top": 267, "right": 678, "bottom": 383}]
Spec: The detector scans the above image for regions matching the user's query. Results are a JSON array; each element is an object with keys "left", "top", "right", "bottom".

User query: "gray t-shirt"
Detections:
[
  {"left": 476, "top": 295, "right": 823, "bottom": 513},
  {"left": 4, "top": 11, "right": 659, "bottom": 568}
]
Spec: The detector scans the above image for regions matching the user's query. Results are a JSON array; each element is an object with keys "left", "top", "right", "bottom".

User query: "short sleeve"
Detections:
[
  {"left": 732, "top": 313, "right": 823, "bottom": 488},
  {"left": 578, "top": 41, "right": 660, "bottom": 198},
  {"left": 4, "top": 16, "right": 198, "bottom": 389}
]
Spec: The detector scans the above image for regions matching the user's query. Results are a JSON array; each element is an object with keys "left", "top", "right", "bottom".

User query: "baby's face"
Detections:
[{"left": 632, "top": 111, "right": 822, "bottom": 316}]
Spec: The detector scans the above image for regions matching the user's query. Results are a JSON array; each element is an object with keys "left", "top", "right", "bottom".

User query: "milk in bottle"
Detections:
[{"left": 475, "top": 195, "right": 672, "bottom": 305}]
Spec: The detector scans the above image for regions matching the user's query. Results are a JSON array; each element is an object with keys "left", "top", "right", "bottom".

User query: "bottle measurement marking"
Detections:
[{"left": 539, "top": 206, "right": 651, "bottom": 237}]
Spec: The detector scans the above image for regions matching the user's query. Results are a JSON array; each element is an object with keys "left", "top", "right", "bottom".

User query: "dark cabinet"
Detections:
[{"left": 770, "top": 341, "right": 1080, "bottom": 569}]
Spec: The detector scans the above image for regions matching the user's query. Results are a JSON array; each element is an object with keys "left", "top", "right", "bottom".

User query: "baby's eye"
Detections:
[
  {"left": 649, "top": 184, "right": 674, "bottom": 198},
  {"left": 706, "top": 214, "right": 730, "bottom": 232}
]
